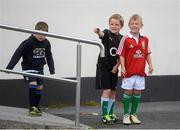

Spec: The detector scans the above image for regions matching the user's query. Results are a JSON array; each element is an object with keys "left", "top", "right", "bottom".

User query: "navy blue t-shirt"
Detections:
[{"left": 6, "top": 35, "right": 55, "bottom": 74}]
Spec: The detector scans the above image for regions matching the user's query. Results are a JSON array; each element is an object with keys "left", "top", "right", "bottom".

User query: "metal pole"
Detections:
[
  {"left": 75, "top": 43, "right": 81, "bottom": 126},
  {"left": 0, "top": 23, "right": 105, "bottom": 57},
  {"left": 0, "top": 69, "right": 77, "bottom": 84}
]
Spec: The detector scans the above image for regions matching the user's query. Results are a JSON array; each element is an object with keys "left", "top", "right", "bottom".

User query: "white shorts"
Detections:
[{"left": 121, "top": 75, "right": 145, "bottom": 90}]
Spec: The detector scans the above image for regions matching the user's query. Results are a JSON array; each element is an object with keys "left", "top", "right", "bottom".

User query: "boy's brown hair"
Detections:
[
  {"left": 35, "top": 21, "right": 48, "bottom": 32},
  {"left": 129, "top": 14, "right": 143, "bottom": 25},
  {"left": 109, "top": 14, "right": 124, "bottom": 27}
]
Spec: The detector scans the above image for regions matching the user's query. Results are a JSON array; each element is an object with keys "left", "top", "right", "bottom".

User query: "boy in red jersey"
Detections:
[{"left": 116, "top": 14, "right": 153, "bottom": 125}]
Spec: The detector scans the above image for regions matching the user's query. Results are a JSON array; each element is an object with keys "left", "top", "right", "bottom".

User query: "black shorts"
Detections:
[
  {"left": 23, "top": 69, "right": 44, "bottom": 86},
  {"left": 95, "top": 67, "right": 118, "bottom": 90}
]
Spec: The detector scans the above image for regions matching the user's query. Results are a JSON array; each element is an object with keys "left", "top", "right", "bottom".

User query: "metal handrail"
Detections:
[
  {"left": 0, "top": 23, "right": 105, "bottom": 57},
  {"left": 0, "top": 69, "right": 77, "bottom": 83},
  {"left": 0, "top": 23, "right": 105, "bottom": 127}
]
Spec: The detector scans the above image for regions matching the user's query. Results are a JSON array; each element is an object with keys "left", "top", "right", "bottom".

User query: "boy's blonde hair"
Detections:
[
  {"left": 109, "top": 14, "right": 124, "bottom": 27},
  {"left": 129, "top": 14, "right": 143, "bottom": 25},
  {"left": 35, "top": 21, "right": 48, "bottom": 32}
]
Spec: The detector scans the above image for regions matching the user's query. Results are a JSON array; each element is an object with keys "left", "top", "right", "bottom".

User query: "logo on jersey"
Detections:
[
  {"left": 133, "top": 50, "right": 144, "bottom": 58},
  {"left": 110, "top": 47, "right": 117, "bottom": 56},
  {"left": 108, "top": 37, "right": 113, "bottom": 41},
  {"left": 129, "top": 44, "right": 134, "bottom": 48},
  {"left": 33, "top": 48, "right": 46, "bottom": 58}
]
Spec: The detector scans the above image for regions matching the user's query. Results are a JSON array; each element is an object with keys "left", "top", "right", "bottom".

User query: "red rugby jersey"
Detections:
[{"left": 116, "top": 33, "right": 151, "bottom": 77}]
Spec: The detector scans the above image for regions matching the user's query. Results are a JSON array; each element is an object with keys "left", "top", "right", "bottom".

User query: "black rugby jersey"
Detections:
[
  {"left": 97, "top": 29, "right": 123, "bottom": 71},
  {"left": 6, "top": 35, "right": 55, "bottom": 74}
]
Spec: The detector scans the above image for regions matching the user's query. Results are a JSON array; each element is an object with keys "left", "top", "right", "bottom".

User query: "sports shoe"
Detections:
[
  {"left": 29, "top": 106, "right": 38, "bottom": 116},
  {"left": 101, "top": 115, "right": 114, "bottom": 125},
  {"left": 130, "top": 114, "right": 141, "bottom": 124},
  {"left": 123, "top": 114, "right": 131, "bottom": 125},
  {"left": 109, "top": 114, "right": 119, "bottom": 123},
  {"left": 29, "top": 106, "right": 42, "bottom": 116},
  {"left": 36, "top": 107, "right": 42, "bottom": 116}
]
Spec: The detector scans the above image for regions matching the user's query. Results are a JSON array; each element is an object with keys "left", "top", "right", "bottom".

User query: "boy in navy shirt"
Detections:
[{"left": 6, "top": 21, "right": 55, "bottom": 116}]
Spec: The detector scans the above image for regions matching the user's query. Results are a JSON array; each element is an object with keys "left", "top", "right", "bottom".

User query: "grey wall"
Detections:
[{"left": 0, "top": 76, "right": 180, "bottom": 108}]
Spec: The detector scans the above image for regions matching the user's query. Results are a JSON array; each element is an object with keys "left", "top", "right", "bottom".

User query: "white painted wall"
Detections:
[
  {"left": 0, "top": 1, "right": 2, "bottom": 72},
  {"left": 0, "top": 0, "right": 179, "bottom": 79},
  {"left": 178, "top": 1, "right": 180, "bottom": 74}
]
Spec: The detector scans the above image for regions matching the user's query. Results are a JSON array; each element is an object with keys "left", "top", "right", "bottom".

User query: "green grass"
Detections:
[
  {"left": 81, "top": 101, "right": 100, "bottom": 106},
  {"left": 45, "top": 102, "right": 67, "bottom": 108},
  {"left": 42, "top": 101, "right": 100, "bottom": 109}
]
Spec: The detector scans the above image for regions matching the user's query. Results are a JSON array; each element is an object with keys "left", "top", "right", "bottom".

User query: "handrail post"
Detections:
[{"left": 75, "top": 43, "right": 81, "bottom": 127}]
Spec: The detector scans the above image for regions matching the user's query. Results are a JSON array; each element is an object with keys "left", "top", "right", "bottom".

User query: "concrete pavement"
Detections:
[
  {"left": 0, "top": 101, "right": 180, "bottom": 129},
  {"left": 0, "top": 105, "right": 89, "bottom": 129},
  {"left": 45, "top": 101, "right": 180, "bottom": 129}
]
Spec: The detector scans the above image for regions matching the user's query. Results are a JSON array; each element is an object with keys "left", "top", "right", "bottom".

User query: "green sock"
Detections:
[
  {"left": 108, "top": 99, "right": 115, "bottom": 115},
  {"left": 123, "top": 93, "right": 131, "bottom": 115},
  {"left": 130, "top": 94, "right": 141, "bottom": 115},
  {"left": 101, "top": 97, "right": 109, "bottom": 116}
]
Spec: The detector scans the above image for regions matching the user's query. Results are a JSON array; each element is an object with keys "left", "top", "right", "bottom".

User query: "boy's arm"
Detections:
[
  {"left": 46, "top": 43, "right": 55, "bottom": 74},
  {"left": 146, "top": 54, "right": 153, "bottom": 74},
  {"left": 111, "top": 60, "right": 120, "bottom": 74},
  {"left": 94, "top": 28, "right": 104, "bottom": 38},
  {"left": 120, "top": 56, "right": 126, "bottom": 77},
  {"left": 6, "top": 42, "right": 26, "bottom": 70}
]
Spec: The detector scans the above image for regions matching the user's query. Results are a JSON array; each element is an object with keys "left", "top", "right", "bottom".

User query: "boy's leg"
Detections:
[
  {"left": 130, "top": 92, "right": 141, "bottom": 124},
  {"left": 28, "top": 81, "right": 37, "bottom": 108},
  {"left": 101, "top": 96, "right": 109, "bottom": 117},
  {"left": 34, "top": 87, "right": 43, "bottom": 116},
  {"left": 108, "top": 90, "right": 116, "bottom": 115},
  {"left": 35, "top": 77, "right": 43, "bottom": 107},
  {"left": 130, "top": 92, "right": 141, "bottom": 115},
  {"left": 108, "top": 98, "right": 115, "bottom": 115},
  {"left": 123, "top": 93, "right": 131, "bottom": 115},
  {"left": 108, "top": 73, "right": 120, "bottom": 122},
  {"left": 35, "top": 85, "right": 43, "bottom": 107},
  {"left": 130, "top": 76, "right": 145, "bottom": 124},
  {"left": 122, "top": 92, "right": 132, "bottom": 124},
  {"left": 108, "top": 90, "right": 119, "bottom": 123},
  {"left": 28, "top": 81, "right": 38, "bottom": 116},
  {"left": 97, "top": 69, "right": 114, "bottom": 124},
  {"left": 108, "top": 72, "right": 117, "bottom": 115},
  {"left": 101, "top": 97, "right": 113, "bottom": 124},
  {"left": 34, "top": 78, "right": 43, "bottom": 116},
  {"left": 101, "top": 90, "right": 113, "bottom": 124}
]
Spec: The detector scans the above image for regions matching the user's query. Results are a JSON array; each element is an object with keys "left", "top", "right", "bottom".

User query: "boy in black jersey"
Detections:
[
  {"left": 94, "top": 14, "right": 124, "bottom": 124},
  {"left": 6, "top": 21, "right": 55, "bottom": 116}
]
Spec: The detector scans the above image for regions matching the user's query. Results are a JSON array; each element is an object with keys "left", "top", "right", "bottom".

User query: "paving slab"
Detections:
[{"left": 0, "top": 105, "right": 89, "bottom": 129}]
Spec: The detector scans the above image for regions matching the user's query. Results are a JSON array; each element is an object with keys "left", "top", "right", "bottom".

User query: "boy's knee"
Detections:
[
  {"left": 124, "top": 90, "right": 133, "bottom": 95},
  {"left": 133, "top": 90, "right": 141, "bottom": 95},
  {"left": 29, "top": 81, "right": 37, "bottom": 85},
  {"left": 37, "top": 85, "right": 43, "bottom": 90}
]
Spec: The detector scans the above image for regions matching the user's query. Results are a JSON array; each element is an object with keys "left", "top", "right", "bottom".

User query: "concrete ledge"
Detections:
[{"left": 0, "top": 106, "right": 89, "bottom": 129}]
